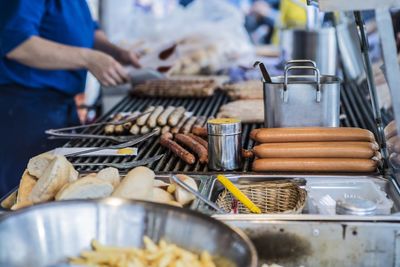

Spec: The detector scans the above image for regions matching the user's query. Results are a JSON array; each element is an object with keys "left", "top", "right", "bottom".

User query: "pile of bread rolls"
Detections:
[
  {"left": 10, "top": 154, "right": 198, "bottom": 210},
  {"left": 251, "top": 127, "right": 381, "bottom": 173}
]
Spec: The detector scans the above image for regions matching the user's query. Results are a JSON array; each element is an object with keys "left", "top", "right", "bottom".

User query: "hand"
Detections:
[
  {"left": 115, "top": 49, "right": 141, "bottom": 68},
  {"left": 85, "top": 50, "right": 128, "bottom": 87}
]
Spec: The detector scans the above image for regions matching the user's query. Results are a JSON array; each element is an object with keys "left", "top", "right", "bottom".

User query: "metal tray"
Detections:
[
  {"left": 198, "top": 174, "right": 400, "bottom": 220},
  {"left": 0, "top": 174, "right": 212, "bottom": 212}
]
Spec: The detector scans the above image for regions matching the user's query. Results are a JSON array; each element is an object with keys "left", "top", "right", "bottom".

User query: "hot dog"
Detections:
[
  {"left": 187, "top": 133, "right": 208, "bottom": 149},
  {"left": 168, "top": 106, "right": 186, "bottom": 127},
  {"left": 157, "top": 106, "right": 175, "bottom": 126},
  {"left": 137, "top": 106, "right": 155, "bottom": 126},
  {"left": 147, "top": 106, "right": 164, "bottom": 128},
  {"left": 252, "top": 158, "right": 377, "bottom": 172},
  {"left": 253, "top": 142, "right": 378, "bottom": 159},
  {"left": 192, "top": 125, "right": 208, "bottom": 138},
  {"left": 175, "top": 133, "right": 208, "bottom": 164},
  {"left": 160, "top": 133, "right": 196, "bottom": 165},
  {"left": 171, "top": 115, "right": 190, "bottom": 134},
  {"left": 181, "top": 116, "right": 197, "bottom": 134},
  {"left": 250, "top": 127, "right": 376, "bottom": 143}
]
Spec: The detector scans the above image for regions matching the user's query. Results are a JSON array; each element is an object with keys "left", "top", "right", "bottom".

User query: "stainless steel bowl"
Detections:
[{"left": 0, "top": 199, "right": 257, "bottom": 267}]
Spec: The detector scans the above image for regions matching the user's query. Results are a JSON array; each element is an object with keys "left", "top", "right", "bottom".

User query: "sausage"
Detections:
[
  {"left": 147, "top": 106, "right": 164, "bottom": 128},
  {"left": 123, "top": 111, "right": 141, "bottom": 131},
  {"left": 387, "top": 136, "right": 400, "bottom": 154},
  {"left": 242, "top": 149, "right": 254, "bottom": 159},
  {"left": 194, "top": 116, "right": 207, "bottom": 127},
  {"left": 175, "top": 133, "right": 208, "bottom": 164},
  {"left": 253, "top": 142, "right": 378, "bottom": 159},
  {"left": 171, "top": 115, "right": 190, "bottom": 134},
  {"left": 168, "top": 106, "right": 186, "bottom": 127},
  {"left": 181, "top": 116, "right": 197, "bottom": 134},
  {"left": 384, "top": 120, "right": 397, "bottom": 139},
  {"left": 137, "top": 106, "right": 155, "bottom": 126},
  {"left": 114, "top": 114, "right": 130, "bottom": 134},
  {"left": 129, "top": 124, "right": 140, "bottom": 135},
  {"left": 252, "top": 158, "right": 377, "bottom": 173},
  {"left": 161, "top": 125, "right": 171, "bottom": 134},
  {"left": 250, "top": 127, "right": 376, "bottom": 143},
  {"left": 192, "top": 125, "right": 208, "bottom": 138},
  {"left": 157, "top": 106, "right": 176, "bottom": 126},
  {"left": 160, "top": 133, "right": 196, "bottom": 165},
  {"left": 187, "top": 133, "right": 208, "bottom": 148},
  {"left": 140, "top": 125, "right": 150, "bottom": 134},
  {"left": 104, "top": 113, "right": 124, "bottom": 135}
]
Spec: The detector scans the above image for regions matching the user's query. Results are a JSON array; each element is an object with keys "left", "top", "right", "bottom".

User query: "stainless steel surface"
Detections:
[
  {"left": 254, "top": 61, "right": 272, "bottom": 83},
  {"left": 72, "top": 153, "right": 165, "bottom": 169},
  {"left": 171, "top": 175, "right": 225, "bottom": 213},
  {"left": 200, "top": 174, "right": 400, "bottom": 219},
  {"left": 280, "top": 27, "right": 337, "bottom": 75},
  {"left": 336, "top": 198, "right": 377, "bottom": 215},
  {"left": 336, "top": 22, "right": 365, "bottom": 82},
  {"left": 207, "top": 119, "right": 242, "bottom": 171},
  {"left": 65, "top": 129, "right": 159, "bottom": 157},
  {"left": 224, "top": 219, "right": 400, "bottom": 267},
  {"left": 0, "top": 199, "right": 257, "bottom": 267},
  {"left": 263, "top": 64, "right": 341, "bottom": 127}
]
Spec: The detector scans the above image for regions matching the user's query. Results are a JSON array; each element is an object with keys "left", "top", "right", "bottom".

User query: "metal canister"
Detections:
[
  {"left": 207, "top": 118, "right": 242, "bottom": 171},
  {"left": 336, "top": 198, "right": 377, "bottom": 216}
]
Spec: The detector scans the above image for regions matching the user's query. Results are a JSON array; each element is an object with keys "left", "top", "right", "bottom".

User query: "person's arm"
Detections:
[
  {"left": 6, "top": 36, "right": 127, "bottom": 87},
  {"left": 94, "top": 30, "right": 141, "bottom": 68}
]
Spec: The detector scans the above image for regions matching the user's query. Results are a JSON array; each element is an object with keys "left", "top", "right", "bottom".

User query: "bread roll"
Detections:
[
  {"left": 173, "top": 174, "right": 198, "bottom": 205},
  {"left": 96, "top": 167, "right": 120, "bottom": 188},
  {"left": 56, "top": 176, "right": 113, "bottom": 200},
  {"left": 29, "top": 155, "right": 72, "bottom": 203},
  {"left": 11, "top": 170, "right": 36, "bottom": 210},
  {"left": 112, "top": 167, "right": 155, "bottom": 200},
  {"left": 27, "top": 153, "right": 55, "bottom": 178},
  {"left": 151, "top": 188, "right": 174, "bottom": 204}
]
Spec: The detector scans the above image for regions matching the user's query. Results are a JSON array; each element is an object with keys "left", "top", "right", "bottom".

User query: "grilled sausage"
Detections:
[
  {"left": 171, "top": 115, "right": 190, "bottom": 134},
  {"left": 242, "top": 149, "right": 254, "bottom": 159},
  {"left": 123, "top": 111, "right": 141, "bottom": 131},
  {"left": 160, "top": 133, "right": 196, "bottom": 164},
  {"left": 104, "top": 113, "right": 124, "bottom": 135},
  {"left": 175, "top": 133, "right": 208, "bottom": 164},
  {"left": 187, "top": 133, "right": 208, "bottom": 149},
  {"left": 137, "top": 106, "right": 155, "bottom": 126},
  {"left": 194, "top": 116, "right": 207, "bottom": 127},
  {"left": 192, "top": 125, "right": 208, "bottom": 138},
  {"left": 157, "top": 106, "right": 176, "bottom": 126},
  {"left": 250, "top": 127, "right": 376, "bottom": 143},
  {"left": 252, "top": 158, "right": 377, "bottom": 173},
  {"left": 181, "top": 116, "right": 197, "bottom": 134},
  {"left": 168, "top": 106, "right": 186, "bottom": 127},
  {"left": 147, "top": 106, "right": 164, "bottom": 128},
  {"left": 129, "top": 124, "right": 140, "bottom": 135},
  {"left": 161, "top": 125, "right": 171, "bottom": 134},
  {"left": 140, "top": 125, "right": 150, "bottom": 134},
  {"left": 253, "top": 142, "right": 378, "bottom": 159}
]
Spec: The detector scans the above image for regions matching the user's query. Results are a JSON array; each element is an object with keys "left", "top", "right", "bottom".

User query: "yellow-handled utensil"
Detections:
[{"left": 216, "top": 175, "right": 261, "bottom": 214}]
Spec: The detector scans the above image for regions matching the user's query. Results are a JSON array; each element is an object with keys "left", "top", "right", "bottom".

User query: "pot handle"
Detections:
[
  {"left": 284, "top": 59, "right": 317, "bottom": 70},
  {"left": 283, "top": 66, "right": 321, "bottom": 103}
]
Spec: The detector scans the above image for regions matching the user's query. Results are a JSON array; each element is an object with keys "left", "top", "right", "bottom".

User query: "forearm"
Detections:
[
  {"left": 93, "top": 30, "right": 120, "bottom": 58},
  {"left": 6, "top": 36, "right": 91, "bottom": 70}
]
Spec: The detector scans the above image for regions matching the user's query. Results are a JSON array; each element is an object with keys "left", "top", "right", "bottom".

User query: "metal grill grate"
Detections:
[{"left": 65, "top": 85, "right": 377, "bottom": 174}]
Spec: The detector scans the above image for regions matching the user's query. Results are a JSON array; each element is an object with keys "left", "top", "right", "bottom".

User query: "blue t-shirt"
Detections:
[{"left": 0, "top": 0, "right": 98, "bottom": 96}]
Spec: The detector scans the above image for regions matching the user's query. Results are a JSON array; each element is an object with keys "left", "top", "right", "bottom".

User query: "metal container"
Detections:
[
  {"left": 263, "top": 63, "right": 341, "bottom": 127},
  {"left": 336, "top": 198, "right": 377, "bottom": 216},
  {"left": 207, "top": 118, "right": 242, "bottom": 171},
  {"left": 280, "top": 27, "right": 338, "bottom": 75},
  {"left": 0, "top": 199, "right": 257, "bottom": 267}
]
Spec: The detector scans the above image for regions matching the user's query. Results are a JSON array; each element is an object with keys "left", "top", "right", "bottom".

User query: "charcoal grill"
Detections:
[{"left": 65, "top": 82, "right": 388, "bottom": 174}]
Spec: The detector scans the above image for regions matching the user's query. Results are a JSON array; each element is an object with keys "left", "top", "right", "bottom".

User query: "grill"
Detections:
[{"left": 65, "top": 82, "right": 380, "bottom": 174}]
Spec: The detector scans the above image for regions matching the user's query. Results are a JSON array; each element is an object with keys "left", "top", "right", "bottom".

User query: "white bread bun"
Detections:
[
  {"left": 153, "top": 179, "right": 170, "bottom": 188},
  {"left": 29, "top": 155, "right": 71, "bottom": 203},
  {"left": 96, "top": 167, "right": 120, "bottom": 188},
  {"left": 151, "top": 188, "right": 174, "bottom": 204},
  {"left": 27, "top": 153, "right": 55, "bottom": 178},
  {"left": 112, "top": 166, "right": 154, "bottom": 200},
  {"left": 11, "top": 170, "right": 36, "bottom": 210},
  {"left": 173, "top": 174, "right": 198, "bottom": 206},
  {"left": 55, "top": 176, "right": 113, "bottom": 200}
]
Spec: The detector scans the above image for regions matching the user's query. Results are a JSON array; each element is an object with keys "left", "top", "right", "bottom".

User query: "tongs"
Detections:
[
  {"left": 45, "top": 111, "right": 151, "bottom": 143},
  {"left": 64, "top": 129, "right": 159, "bottom": 157},
  {"left": 72, "top": 154, "right": 165, "bottom": 169}
]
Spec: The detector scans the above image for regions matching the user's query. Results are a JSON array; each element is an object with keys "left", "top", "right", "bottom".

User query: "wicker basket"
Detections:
[{"left": 216, "top": 181, "right": 307, "bottom": 214}]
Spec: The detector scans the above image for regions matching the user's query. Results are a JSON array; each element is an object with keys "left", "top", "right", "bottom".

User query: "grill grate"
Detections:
[{"left": 65, "top": 85, "right": 376, "bottom": 174}]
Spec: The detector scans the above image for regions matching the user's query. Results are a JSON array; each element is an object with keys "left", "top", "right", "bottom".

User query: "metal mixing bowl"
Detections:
[{"left": 0, "top": 198, "right": 257, "bottom": 267}]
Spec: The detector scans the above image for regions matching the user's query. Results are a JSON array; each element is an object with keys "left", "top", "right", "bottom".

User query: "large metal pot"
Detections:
[
  {"left": 0, "top": 199, "right": 257, "bottom": 267},
  {"left": 280, "top": 27, "right": 338, "bottom": 75}
]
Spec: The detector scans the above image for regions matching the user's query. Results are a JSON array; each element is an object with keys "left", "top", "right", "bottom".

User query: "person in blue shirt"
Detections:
[{"left": 0, "top": 0, "right": 141, "bottom": 196}]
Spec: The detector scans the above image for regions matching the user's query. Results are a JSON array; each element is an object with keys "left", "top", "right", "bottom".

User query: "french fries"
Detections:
[{"left": 69, "top": 236, "right": 216, "bottom": 267}]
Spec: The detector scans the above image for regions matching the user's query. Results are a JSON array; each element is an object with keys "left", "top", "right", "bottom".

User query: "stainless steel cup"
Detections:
[{"left": 207, "top": 118, "right": 242, "bottom": 171}]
